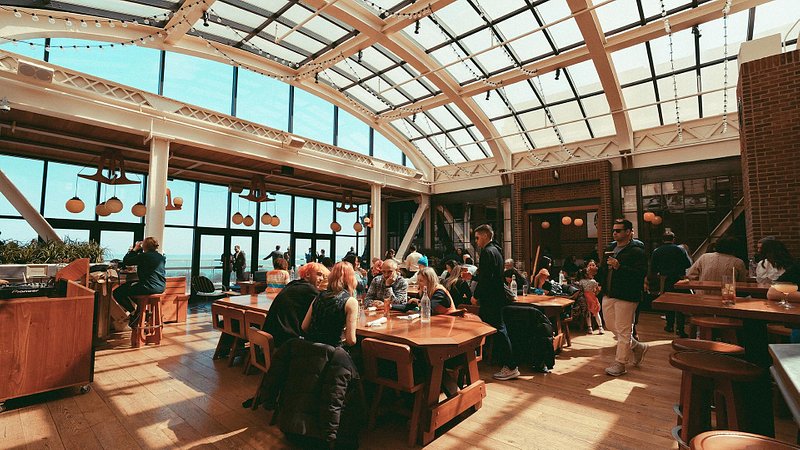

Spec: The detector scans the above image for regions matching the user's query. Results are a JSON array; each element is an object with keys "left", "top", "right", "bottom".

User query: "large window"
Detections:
[
  {"left": 165, "top": 180, "right": 196, "bottom": 227},
  {"left": 0, "top": 155, "right": 43, "bottom": 216},
  {"left": 163, "top": 52, "right": 233, "bottom": 113},
  {"left": 315, "top": 200, "right": 333, "bottom": 235},
  {"left": 373, "top": 131, "right": 404, "bottom": 165},
  {"left": 44, "top": 161, "right": 97, "bottom": 221},
  {"left": 0, "top": 38, "right": 45, "bottom": 60},
  {"left": 98, "top": 181, "right": 144, "bottom": 224},
  {"left": 162, "top": 226, "right": 194, "bottom": 285},
  {"left": 0, "top": 218, "right": 37, "bottom": 242},
  {"left": 294, "top": 196, "right": 314, "bottom": 233},
  {"left": 337, "top": 109, "right": 370, "bottom": 155},
  {"left": 197, "top": 183, "right": 229, "bottom": 228},
  {"left": 292, "top": 88, "right": 334, "bottom": 144},
  {"left": 236, "top": 68, "right": 290, "bottom": 131},
  {"left": 48, "top": 39, "right": 160, "bottom": 93}
]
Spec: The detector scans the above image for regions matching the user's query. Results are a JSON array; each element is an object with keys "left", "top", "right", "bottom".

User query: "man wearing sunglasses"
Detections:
[{"left": 602, "top": 219, "right": 649, "bottom": 377}]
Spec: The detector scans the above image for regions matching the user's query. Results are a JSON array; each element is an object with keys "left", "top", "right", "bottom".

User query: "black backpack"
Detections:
[{"left": 503, "top": 304, "right": 556, "bottom": 371}]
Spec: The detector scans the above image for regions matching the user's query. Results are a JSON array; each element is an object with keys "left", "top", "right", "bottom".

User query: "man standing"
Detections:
[
  {"left": 305, "top": 247, "right": 317, "bottom": 263},
  {"left": 471, "top": 224, "right": 519, "bottom": 381},
  {"left": 602, "top": 219, "right": 649, "bottom": 376},
  {"left": 267, "top": 245, "right": 283, "bottom": 267},
  {"left": 233, "top": 245, "right": 247, "bottom": 281},
  {"left": 650, "top": 231, "right": 692, "bottom": 337},
  {"left": 220, "top": 250, "right": 232, "bottom": 290}
]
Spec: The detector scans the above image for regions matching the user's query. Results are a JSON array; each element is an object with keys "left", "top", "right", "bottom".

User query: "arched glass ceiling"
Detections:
[{"left": 2, "top": 0, "right": 798, "bottom": 168}]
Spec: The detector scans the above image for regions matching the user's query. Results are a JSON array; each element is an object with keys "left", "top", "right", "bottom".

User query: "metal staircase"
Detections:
[{"left": 691, "top": 197, "right": 745, "bottom": 260}]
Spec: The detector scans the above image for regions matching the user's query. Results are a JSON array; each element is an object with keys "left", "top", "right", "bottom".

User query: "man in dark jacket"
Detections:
[
  {"left": 113, "top": 236, "right": 166, "bottom": 326},
  {"left": 233, "top": 245, "right": 247, "bottom": 281},
  {"left": 651, "top": 231, "right": 692, "bottom": 337},
  {"left": 471, "top": 224, "right": 519, "bottom": 381},
  {"left": 262, "top": 262, "right": 329, "bottom": 348},
  {"left": 602, "top": 219, "right": 649, "bottom": 376}
]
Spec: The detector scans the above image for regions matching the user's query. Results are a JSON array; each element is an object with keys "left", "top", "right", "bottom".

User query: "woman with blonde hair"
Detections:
[
  {"left": 302, "top": 261, "right": 358, "bottom": 346},
  {"left": 417, "top": 267, "right": 456, "bottom": 315},
  {"left": 443, "top": 261, "right": 471, "bottom": 306}
]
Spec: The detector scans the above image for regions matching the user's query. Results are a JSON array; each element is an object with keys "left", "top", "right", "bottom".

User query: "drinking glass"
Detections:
[
  {"left": 721, "top": 274, "right": 736, "bottom": 307},
  {"left": 772, "top": 282, "right": 798, "bottom": 309}
]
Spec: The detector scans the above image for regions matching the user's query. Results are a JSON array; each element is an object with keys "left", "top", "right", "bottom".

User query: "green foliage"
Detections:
[{"left": 0, "top": 238, "right": 105, "bottom": 264}]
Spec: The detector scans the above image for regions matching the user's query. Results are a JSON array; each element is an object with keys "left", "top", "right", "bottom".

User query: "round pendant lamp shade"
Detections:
[
  {"left": 561, "top": 216, "right": 572, "bottom": 226},
  {"left": 105, "top": 196, "right": 123, "bottom": 213},
  {"left": 541, "top": 221, "right": 550, "bottom": 229},
  {"left": 231, "top": 212, "right": 244, "bottom": 225},
  {"left": 131, "top": 202, "right": 147, "bottom": 217},
  {"left": 270, "top": 215, "right": 281, "bottom": 227},
  {"left": 643, "top": 211, "right": 656, "bottom": 222},
  {"left": 65, "top": 196, "right": 85, "bottom": 213},
  {"left": 96, "top": 202, "right": 110, "bottom": 217},
  {"left": 243, "top": 215, "right": 254, "bottom": 227},
  {"left": 330, "top": 221, "right": 342, "bottom": 232},
  {"left": 353, "top": 222, "right": 363, "bottom": 233},
  {"left": 574, "top": 218, "right": 584, "bottom": 227},
  {"left": 652, "top": 215, "right": 663, "bottom": 225},
  {"left": 261, "top": 212, "right": 272, "bottom": 225}
]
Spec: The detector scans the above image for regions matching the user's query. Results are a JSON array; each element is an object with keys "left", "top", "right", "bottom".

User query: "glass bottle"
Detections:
[
  {"left": 510, "top": 275, "right": 518, "bottom": 299},
  {"left": 420, "top": 286, "right": 431, "bottom": 323}
]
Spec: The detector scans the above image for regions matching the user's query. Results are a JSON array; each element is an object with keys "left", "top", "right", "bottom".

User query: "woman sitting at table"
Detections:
[
  {"left": 531, "top": 268, "right": 553, "bottom": 294},
  {"left": 266, "top": 257, "right": 291, "bottom": 292},
  {"left": 756, "top": 238, "right": 794, "bottom": 284},
  {"left": 417, "top": 267, "right": 456, "bottom": 315},
  {"left": 443, "top": 262, "right": 472, "bottom": 306},
  {"left": 302, "top": 261, "right": 358, "bottom": 347},
  {"left": 686, "top": 236, "right": 746, "bottom": 295}
]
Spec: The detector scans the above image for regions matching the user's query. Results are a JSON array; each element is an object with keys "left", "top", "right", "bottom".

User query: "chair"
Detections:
[
  {"left": 242, "top": 310, "right": 267, "bottom": 374},
  {"left": 130, "top": 294, "right": 163, "bottom": 348},
  {"left": 689, "top": 316, "right": 743, "bottom": 344},
  {"left": 669, "top": 351, "right": 763, "bottom": 448},
  {"left": 161, "top": 277, "right": 189, "bottom": 323},
  {"left": 192, "top": 275, "right": 227, "bottom": 302},
  {"left": 246, "top": 328, "right": 274, "bottom": 410},
  {"left": 362, "top": 338, "right": 426, "bottom": 446},
  {"left": 210, "top": 304, "right": 247, "bottom": 366},
  {"left": 690, "top": 430, "right": 800, "bottom": 449}
]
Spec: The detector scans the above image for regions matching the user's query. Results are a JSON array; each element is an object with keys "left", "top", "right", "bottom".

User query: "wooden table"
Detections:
[
  {"left": 769, "top": 344, "right": 800, "bottom": 433},
  {"left": 214, "top": 293, "right": 275, "bottom": 313},
  {"left": 236, "top": 281, "right": 266, "bottom": 295},
  {"left": 515, "top": 294, "right": 575, "bottom": 351},
  {"left": 358, "top": 311, "right": 495, "bottom": 445},
  {"left": 653, "top": 292, "right": 800, "bottom": 437},
  {"left": 674, "top": 279, "right": 771, "bottom": 297}
]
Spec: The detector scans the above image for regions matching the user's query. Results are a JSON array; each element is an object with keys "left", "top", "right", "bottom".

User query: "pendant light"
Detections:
[
  {"left": 65, "top": 174, "right": 85, "bottom": 213},
  {"left": 561, "top": 216, "right": 572, "bottom": 226},
  {"left": 269, "top": 200, "right": 280, "bottom": 226},
  {"left": 231, "top": 196, "right": 243, "bottom": 225},
  {"left": 243, "top": 203, "right": 254, "bottom": 227},
  {"left": 353, "top": 221, "right": 363, "bottom": 233},
  {"left": 131, "top": 175, "right": 146, "bottom": 217},
  {"left": 330, "top": 220, "right": 341, "bottom": 232},
  {"left": 261, "top": 211, "right": 272, "bottom": 225},
  {"left": 96, "top": 202, "right": 110, "bottom": 217},
  {"left": 541, "top": 221, "right": 550, "bottom": 229},
  {"left": 574, "top": 218, "right": 584, "bottom": 227}
]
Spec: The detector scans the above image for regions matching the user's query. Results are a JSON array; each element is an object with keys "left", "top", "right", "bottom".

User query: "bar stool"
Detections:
[
  {"left": 767, "top": 323, "right": 793, "bottom": 343},
  {"left": 130, "top": 294, "right": 163, "bottom": 348},
  {"left": 669, "top": 351, "right": 763, "bottom": 448},
  {"left": 691, "top": 430, "right": 800, "bottom": 449},
  {"left": 689, "top": 316, "right": 743, "bottom": 344},
  {"left": 362, "top": 338, "right": 426, "bottom": 446}
]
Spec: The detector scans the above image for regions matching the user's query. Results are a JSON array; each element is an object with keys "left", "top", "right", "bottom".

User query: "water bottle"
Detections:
[
  {"left": 289, "top": 268, "right": 296, "bottom": 280},
  {"left": 510, "top": 275, "right": 518, "bottom": 299},
  {"left": 748, "top": 258, "right": 757, "bottom": 279},
  {"left": 420, "top": 286, "right": 431, "bottom": 323},
  {"left": 558, "top": 271, "right": 566, "bottom": 285}
]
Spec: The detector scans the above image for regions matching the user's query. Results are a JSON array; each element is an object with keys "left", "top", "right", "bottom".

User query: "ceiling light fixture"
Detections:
[
  {"left": 554, "top": 67, "right": 561, "bottom": 80},
  {"left": 202, "top": 11, "right": 209, "bottom": 27}
]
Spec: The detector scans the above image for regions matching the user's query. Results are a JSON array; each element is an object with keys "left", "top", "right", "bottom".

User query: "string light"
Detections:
[
  {"left": 721, "top": 0, "right": 732, "bottom": 134},
  {"left": 661, "top": 0, "right": 683, "bottom": 142},
  {"left": 358, "top": 0, "right": 433, "bottom": 20}
]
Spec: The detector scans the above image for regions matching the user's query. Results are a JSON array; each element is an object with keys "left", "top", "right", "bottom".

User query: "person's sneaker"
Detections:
[
  {"left": 597, "top": 327, "right": 605, "bottom": 335},
  {"left": 605, "top": 362, "right": 626, "bottom": 376},
  {"left": 587, "top": 328, "right": 595, "bottom": 335},
  {"left": 632, "top": 342, "right": 650, "bottom": 367},
  {"left": 493, "top": 366, "right": 520, "bottom": 381},
  {"left": 128, "top": 309, "right": 142, "bottom": 327}
]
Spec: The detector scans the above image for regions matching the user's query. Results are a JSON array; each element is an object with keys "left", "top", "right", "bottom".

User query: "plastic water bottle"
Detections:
[
  {"left": 510, "top": 275, "right": 518, "bottom": 299},
  {"left": 420, "top": 286, "right": 431, "bottom": 323},
  {"left": 558, "top": 271, "right": 566, "bottom": 285},
  {"left": 748, "top": 259, "right": 757, "bottom": 279},
  {"left": 289, "top": 268, "right": 296, "bottom": 280}
]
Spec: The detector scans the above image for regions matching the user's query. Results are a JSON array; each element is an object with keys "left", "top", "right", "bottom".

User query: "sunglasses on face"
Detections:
[{"left": 612, "top": 228, "right": 629, "bottom": 233}]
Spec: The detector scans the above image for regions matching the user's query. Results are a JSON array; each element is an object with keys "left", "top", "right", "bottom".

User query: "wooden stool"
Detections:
[
  {"left": 362, "top": 338, "right": 426, "bottom": 446},
  {"left": 242, "top": 310, "right": 267, "bottom": 374},
  {"left": 767, "top": 323, "right": 793, "bottom": 343},
  {"left": 689, "top": 316, "right": 743, "bottom": 344},
  {"left": 669, "top": 351, "right": 763, "bottom": 448},
  {"left": 211, "top": 304, "right": 247, "bottom": 365},
  {"left": 691, "top": 430, "right": 800, "bottom": 449},
  {"left": 671, "top": 339, "right": 745, "bottom": 356},
  {"left": 246, "top": 328, "right": 274, "bottom": 410},
  {"left": 130, "top": 294, "right": 163, "bottom": 348}
]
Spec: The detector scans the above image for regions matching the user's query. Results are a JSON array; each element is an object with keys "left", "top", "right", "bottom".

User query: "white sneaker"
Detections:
[
  {"left": 605, "top": 362, "right": 626, "bottom": 376},
  {"left": 597, "top": 328, "right": 605, "bottom": 335},
  {"left": 493, "top": 366, "right": 520, "bottom": 381},
  {"left": 587, "top": 328, "right": 595, "bottom": 335},
  {"left": 632, "top": 342, "right": 649, "bottom": 367}
]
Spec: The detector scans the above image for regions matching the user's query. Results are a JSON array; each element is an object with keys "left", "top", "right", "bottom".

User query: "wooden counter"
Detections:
[{"left": 0, "top": 281, "right": 95, "bottom": 410}]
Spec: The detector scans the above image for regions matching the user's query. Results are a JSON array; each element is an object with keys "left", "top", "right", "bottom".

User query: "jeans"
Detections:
[{"left": 481, "top": 307, "right": 516, "bottom": 369}]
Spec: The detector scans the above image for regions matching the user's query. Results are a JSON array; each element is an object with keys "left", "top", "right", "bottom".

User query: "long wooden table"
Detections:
[
  {"left": 515, "top": 294, "right": 575, "bottom": 351},
  {"left": 358, "top": 311, "right": 495, "bottom": 445},
  {"left": 674, "top": 279, "right": 771, "bottom": 297},
  {"left": 653, "top": 292, "right": 800, "bottom": 437},
  {"left": 769, "top": 344, "right": 800, "bottom": 433},
  {"left": 216, "top": 293, "right": 275, "bottom": 313}
]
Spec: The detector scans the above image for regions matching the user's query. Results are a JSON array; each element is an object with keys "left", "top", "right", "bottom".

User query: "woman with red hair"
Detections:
[{"left": 302, "top": 261, "right": 359, "bottom": 347}]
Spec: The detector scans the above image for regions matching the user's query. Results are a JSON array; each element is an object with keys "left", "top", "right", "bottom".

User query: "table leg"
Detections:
[{"left": 421, "top": 347, "right": 447, "bottom": 445}]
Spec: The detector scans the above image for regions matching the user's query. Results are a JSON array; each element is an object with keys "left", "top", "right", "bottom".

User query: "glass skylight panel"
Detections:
[
  {"left": 429, "top": 47, "right": 483, "bottom": 84},
  {"left": 456, "top": 127, "right": 489, "bottom": 159},
  {"left": 322, "top": 69, "right": 352, "bottom": 90},
  {"left": 482, "top": 1, "right": 524, "bottom": 20},
  {"left": 197, "top": 22, "right": 244, "bottom": 45},
  {"left": 240, "top": 0, "right": 287, "bottom": 14},
  {"left": 359, "top": 46, "right": 396, "bottom": 71},
  {"left": 282, "top": 4, "right": 318, "bottom": 28},
  {"left": 622, "top": 82, "right": 657, "bottom": 108},
  {"left": 57, "top": 0, "right": 171, "bottom": 18},
  {"left": 427, "top": 106, "right": 463, "bottom": 130},
  {"left": 476, "top": 90, "right": 514, "bottom": 118},
  {"left": 503, "top": 80, "right": 542, "bottom": 112},
  {"left": 587, "top": 114, "right": 616, "bottom": 137},
  {"left": 496, "top": 13, "right": 554, "bottom": 62},
  {"left": 557, "top": 121, "right": 592, "bottom": 143},
  {"left": 533, "top": 70, "right": 575, "bottom": 104},
  {"left": 641, "top": 0, "right": 694, "bottom": 20},
  {"left": 391, "top": 119, "right": 423, "bottom": 140},
  {"left": 211, "top": 2, "right": 265, "bottom": 29},
  {"left": 519, "top": 109, "right": 551, "bottom": 135},
  {"left": 334, "top": 58, "right": 372, "bottom": 81},
  {"left": 396, "top": 78, "right": 437, "bottom": 100},
  {"left": 280, "top": 27, "right": 327, "bottom": 54},
  {"left": 611, "top": 43, "right": 652, "bottom": 85},
  {"left": 468, "top": 44, "right": 515, "bottom": 75},
  {"left": 580, "top": 92, "right": 611, "bottom": 118},
  {"left": 594, "top": 0, "right": 641, "bottom": 35},
  {"left": 657, "top": 71, "right": 699, "bottom": 125},
  {"left": 249, "top": 35, "right": 306, "bottom": 64},
  {"left": 528, "top": 126, "right": 562, "bottom": 149},
  {"left": 378, "top": 85, "right": 410, "bottom": 106},
  {"left": 442, "top": 139, "right": 468, "bottom": 164},
  {"left": 648, "top": 27, "right": 695, "bottom": 75},
  {"left": 406, "top": 19, "right": 447, "bottom": 49},
  {"left": 566, "top": 60, "right": 602, "bottom": 95},
  {"left": 344, "top": 85, "right": 385, "bottom": 112},
  {"left": 699, "top": 10, "right": 748, "bottom": 64},
  {"left": 447, "top": 105, "right": 472, "bottom": 125},
  {"left": 549, "top": 100, "right": 587, "bottom": 126},
  {"left": 415, "top": 139, "right": 449, "bottom": 166},
  {"left": 699, "top": 63, "right": 738, "bottom": 117},
  {"left": 533, "top": 0, "right": 583, "bottom": 48},
  {"left": 753, "top": 0, "right": 799, "bottom": 39},
  {"left": 303, "top": 16, "right": 350, "bottom": 41},
  {"left": 433, "top": 5, "right": 485, "bottom": 34},
  {"left": 628, "top": 105, "right": 661, "bottom": 130}
]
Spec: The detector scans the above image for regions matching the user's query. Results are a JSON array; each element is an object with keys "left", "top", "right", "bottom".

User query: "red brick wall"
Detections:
[
  {"left": 512, "top": 161, "right": 613, "bottom": 272},
  {"left": 738, "top": 50, "right": 800, "bottom": 257}
]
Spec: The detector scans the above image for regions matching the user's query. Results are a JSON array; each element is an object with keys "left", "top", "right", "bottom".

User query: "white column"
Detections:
[
  {"left": 370, "top": 183, "right": 382, "bottom": 261},
  {"left": 144, "top": 137, "right": 169, "bottom": 250}
]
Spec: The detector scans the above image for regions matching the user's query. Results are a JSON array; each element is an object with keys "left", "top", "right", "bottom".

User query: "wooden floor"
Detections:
[{"left": 1, "top": 305, "right": 796, "bottom": 449}]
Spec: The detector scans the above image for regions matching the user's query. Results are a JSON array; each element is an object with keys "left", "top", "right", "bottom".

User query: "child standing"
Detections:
[{"left": 578, "top": 261, "right": 604, "bottom": 335}]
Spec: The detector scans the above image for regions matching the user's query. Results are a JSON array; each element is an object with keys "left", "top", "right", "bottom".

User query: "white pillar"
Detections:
[
  {"left": 144, "top": 137, "right": 169, "bottom": 250},
  {"left": 370, "top": 183, "right": 382, "bottom": 261}
]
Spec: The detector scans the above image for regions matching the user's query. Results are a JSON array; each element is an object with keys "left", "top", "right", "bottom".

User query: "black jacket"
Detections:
[
  {"left": 474, "top": 241, "right": 505, "bottom": 323},
  {"left": 650, "top": 243, "right": 692, "bottom": 291},
  {"left": 264, "top": 338, "right": 360, "bottom": 444},
  {"left": 504, "top": 304, "right": 556, "bottom": 370},
  {"left": 122, "top": 250, "right": 166, "bottom": 294},
  {"left": 262, "top": 279, "right": 319, "bottom": 348},
  {"left": 601, "top": 240, "right": 647, "bottom": 302}
]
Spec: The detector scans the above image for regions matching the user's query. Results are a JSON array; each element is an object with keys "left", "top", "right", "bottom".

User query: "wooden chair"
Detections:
[
  {"left": 161, "top": 277, "right": 189, "bottom": 323},
  {"left": 242, "top": 310, "right": 267, "bottom": 374},
  {"left": 246, "top": 328, "right": 274, "bottom": 410},
  {"left": 690, "top": 430, "right": 800, "bottom": 449},
  {"left": 191, "top": 275, "right": 227, "bottom": 302},
  {"left": 130, "top": 294, "right": 163, "bottom": 348},
  {"left": 210, "top": 304, "right": 247, "bottom": 365},
  {"left": 689, "top": 316, "right": 743, "bottom": 344},
  {"left": 362, "top": 338, "right": 426, "bottom": 446},
  {"left": 669, "top": 351, "right": 763, "bottom": 448}
]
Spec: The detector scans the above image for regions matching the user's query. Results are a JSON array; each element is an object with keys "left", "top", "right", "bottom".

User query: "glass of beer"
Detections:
[{"left": 721, "top": 274, "right": 736, "bottom": 307}]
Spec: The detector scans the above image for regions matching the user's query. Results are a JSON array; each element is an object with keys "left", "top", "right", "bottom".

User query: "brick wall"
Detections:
[
  {"left": 738, "top": 50, "right": 800, "bottom": 257},
  {"left": 512, "top": 161, "right": 613, "bottom": 271}
]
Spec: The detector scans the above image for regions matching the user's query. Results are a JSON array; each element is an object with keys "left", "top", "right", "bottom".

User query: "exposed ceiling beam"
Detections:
[
  {"left": 163, "top": 0, "right": 215, "bottom": 44},
  {"left": 566, "top": 0, "right": 632, "bottom": 152},
  {"left": 377, "top": 0, "right": 771, "bottom": 121}
]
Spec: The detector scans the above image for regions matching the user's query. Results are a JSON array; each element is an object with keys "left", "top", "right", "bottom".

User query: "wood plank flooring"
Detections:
[{"left": 1, "top": 305, "right": 796, "bottom": 449}]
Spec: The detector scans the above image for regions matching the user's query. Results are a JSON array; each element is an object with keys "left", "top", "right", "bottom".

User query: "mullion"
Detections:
[
  {"left": 693, "top": 24, "right": 703, "bottom": 117},
  {"left": 637, "top": 0, "right": 664, "bottom": 126},
  {"left": 444, "top": 104, "right": 492, "bottom": 158},
  {"left": 420, "top": 111, "right": 465, "bottom": 163},
  {"left": 401, "top": 117, "right": 453, "bottom": 164}
]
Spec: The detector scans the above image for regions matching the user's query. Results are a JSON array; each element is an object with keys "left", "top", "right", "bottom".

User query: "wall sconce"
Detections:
[
  {"left": 363, "top": 214, "right": 373, "bottom": 228},
  {"left": 541, "top": 221, "right": 550, "bottom": 229},
  {"left": 165, "top": 188, "right": 182, "bottom": 211},
  {"left": 574, "top": 218, "right": 584, "bottom": 227},
  {"left": 561, "top": 216, "right": 572, "bottom": 226}
]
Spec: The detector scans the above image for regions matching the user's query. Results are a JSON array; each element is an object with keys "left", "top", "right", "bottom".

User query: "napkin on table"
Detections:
[
  {"left": 397, "top": 314, "right": 420, "bottom": 320},
  {"left": 366, "top": 317, "right": 387, "bottom": 327}
]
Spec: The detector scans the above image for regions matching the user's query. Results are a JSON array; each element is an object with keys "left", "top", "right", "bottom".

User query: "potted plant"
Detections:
[{"left": 0, "top": 238, "right": 105, "bottom": 264}]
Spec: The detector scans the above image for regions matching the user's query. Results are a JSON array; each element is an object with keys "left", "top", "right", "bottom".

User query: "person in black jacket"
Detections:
[
  {"left": 232, "top": 245, "right": 247, "bottom": 281},
  {"left": 471, "top": 224, "right": 519, "bottom": 381},
  {"left": 650, "top": 231, "right": 692, "bottom": 337},
  {"left": 601, "top": 219, "right": 649, "bottom": 377},
  {"left": 113, "top": 236, "right": 166, "bottom": 326},
  {"left": 262, "top": 262, "right": 329, "bottom": 348}
]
